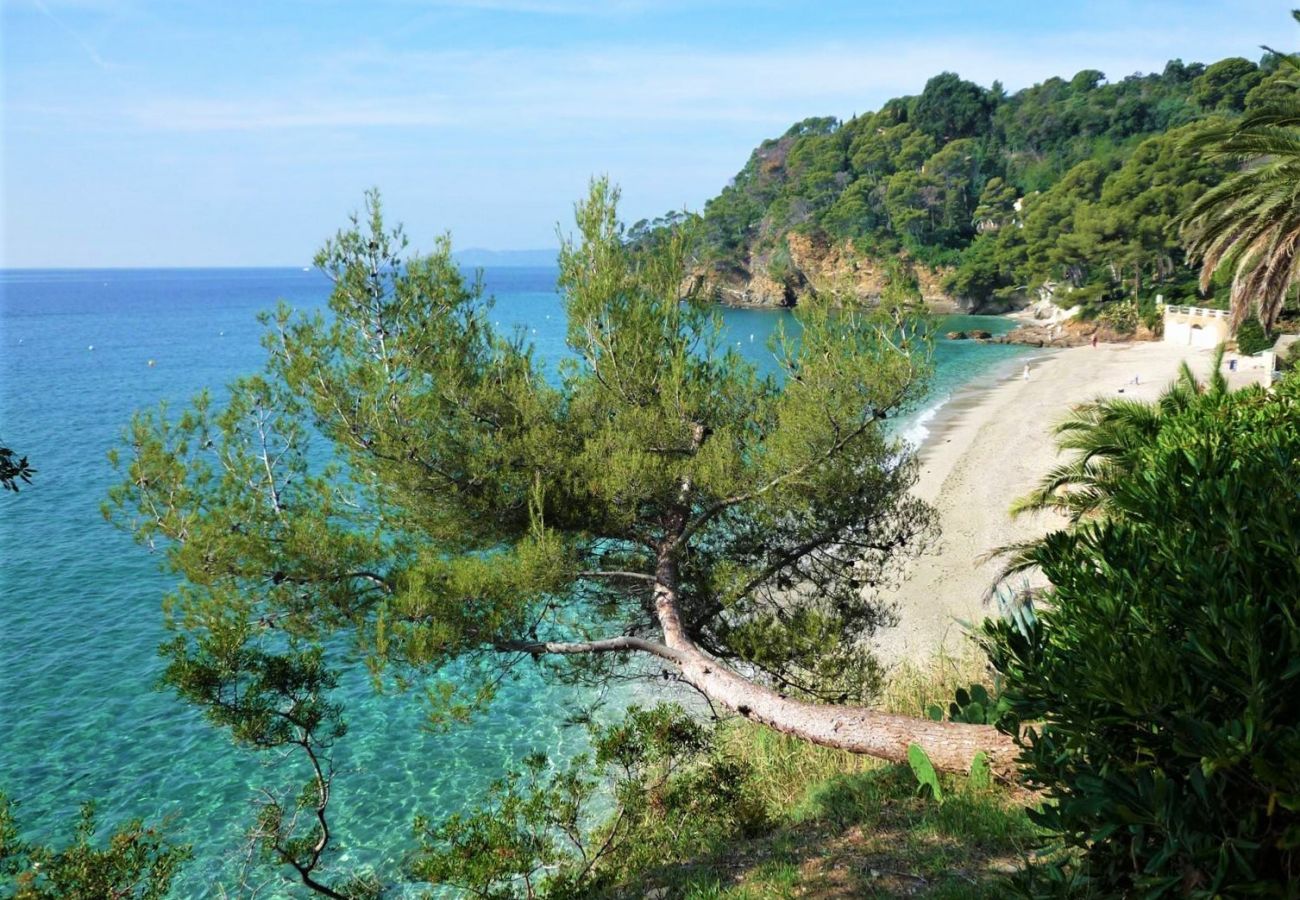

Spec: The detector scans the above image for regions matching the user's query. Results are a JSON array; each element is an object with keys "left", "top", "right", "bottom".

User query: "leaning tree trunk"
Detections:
[
  {"left": 649, "top": 552, "right": 1020, "bottom": 779},
  {"left": 513, "top": 544, "right": 1022, "bottom": 777}
]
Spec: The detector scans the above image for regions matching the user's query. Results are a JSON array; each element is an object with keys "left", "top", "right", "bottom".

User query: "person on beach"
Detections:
[
  {"left": 1091, "top": 334, "right": 1098, "bottom": 348},
  {"left": 1023, "top": 363, "right": 1030, "bottom": 381}
]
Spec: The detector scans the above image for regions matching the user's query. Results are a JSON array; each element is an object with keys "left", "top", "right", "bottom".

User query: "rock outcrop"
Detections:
[
  {"left": 691, "top": 232, "right": 974, "bottom": 313},
  {"left": 993, "top": 318, "right": 1160, "bottom": 348},
  {"left": 688, "top": 235, "right": 1160, "bottom": 351}
]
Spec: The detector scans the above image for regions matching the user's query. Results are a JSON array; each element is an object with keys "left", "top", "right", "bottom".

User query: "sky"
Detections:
[{"left": 1, "top": 0, "right": 1292, "bottom": 267}]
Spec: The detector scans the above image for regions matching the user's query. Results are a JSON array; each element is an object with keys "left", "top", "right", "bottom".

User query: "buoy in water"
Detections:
[
  {"left": 87, "top": 345, "right": 94, "bottom": 351},
  {"left": 148, "top": 359, "right": 156, "bottom": 367}
]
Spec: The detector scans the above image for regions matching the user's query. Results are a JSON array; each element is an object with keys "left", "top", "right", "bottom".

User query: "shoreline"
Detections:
[
  {"left": 902, "top": 347, "right": 1052, "bottom": 452},
  {"left": 875, "top": 340, "right": 1230, "bottom": 666}
]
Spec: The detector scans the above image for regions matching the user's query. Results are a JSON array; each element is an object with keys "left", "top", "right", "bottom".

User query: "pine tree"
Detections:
[{"left": 107, "top": 180, "right": 1016, "bottom": 780}]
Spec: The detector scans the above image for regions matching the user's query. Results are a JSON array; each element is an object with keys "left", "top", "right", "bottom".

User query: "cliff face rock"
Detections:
[
  {"left": 688, "top": 268, "right": 794, "bottom": 307},
  {"left": 693, "top": 232, "right": 973, "bottom": 313}
]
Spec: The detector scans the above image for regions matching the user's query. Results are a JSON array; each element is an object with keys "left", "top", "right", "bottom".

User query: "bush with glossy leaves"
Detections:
[{"left": 984, "top": 372, "right": 1300, "bottom": 896}]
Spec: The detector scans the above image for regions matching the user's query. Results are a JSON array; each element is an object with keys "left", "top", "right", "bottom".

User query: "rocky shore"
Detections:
[
  {"left": 989, "top": 302, "right": 1159, "bottom": 347},
  {"left": 691, "top": 234, "right": 1166, "bottom": 349},
  {"left": 988, "top": 320, "right": 1158, "bottom": 348}
]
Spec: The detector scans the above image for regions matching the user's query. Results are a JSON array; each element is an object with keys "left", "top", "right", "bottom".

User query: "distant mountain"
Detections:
[{"left": 454, "top": 248, "right": 559, "bottom": 267}]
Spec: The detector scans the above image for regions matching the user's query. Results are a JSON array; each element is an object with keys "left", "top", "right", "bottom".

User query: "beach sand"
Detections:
[{"left": 875, "top": 339, "right": 1266, "bottom": 666}]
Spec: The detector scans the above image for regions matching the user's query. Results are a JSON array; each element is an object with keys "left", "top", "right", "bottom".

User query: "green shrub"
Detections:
[
  {"left": 926, "top": 682, "right": 1013, "bottom": 728},
  {"left": 1097, "top": 298, "right": 1138, "bottom": 334},
  {"left": 411, "top": 704, "right": 767, "bottom": 898},
  {"left": 1137, "top": 296, "right": 1163, "bottom": 334},
  {"left": 766, "top": 245, "right": 793, "bottom": 282},
  {"left": 0, "top": 795, "right": 190, "bottom": 899},
  {"left": 1279, "top": 340, "right": 1300, "bottom": 372},
  {"left": 983, "top": 373, "right": 1300, "bottom": 896},
  {"left": 1236, "top": 318, "right": 1272, "bottom": 354}
]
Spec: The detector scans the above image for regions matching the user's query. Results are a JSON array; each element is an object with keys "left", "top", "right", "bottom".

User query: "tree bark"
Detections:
[
  {"left": 509, "top": 528, "right": 1021, "bottom": 779},
  {"left": 649, "top": 549, "right": 1020, "bottom": 779}
]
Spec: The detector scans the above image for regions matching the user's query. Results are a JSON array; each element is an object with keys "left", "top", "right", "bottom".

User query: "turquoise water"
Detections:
[{"left": 0, "top": 267, "right": 1027, "bottom": 895}]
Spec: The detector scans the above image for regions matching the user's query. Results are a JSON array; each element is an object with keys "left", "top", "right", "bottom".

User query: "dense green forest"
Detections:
[{"left": 654, "top": 54, "right": 1293, "bottom": 318}]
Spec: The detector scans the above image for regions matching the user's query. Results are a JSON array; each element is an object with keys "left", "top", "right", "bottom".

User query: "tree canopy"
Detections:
[
  {"left": 107, "top": 180, "right": 1013, "bottom": 858},
  {"left": 684, "top": 49, "right": 1292, "bottom": 318}
]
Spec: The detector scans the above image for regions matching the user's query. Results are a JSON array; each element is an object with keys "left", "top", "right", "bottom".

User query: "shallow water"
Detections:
[{"left": 0, "top": 267, "right": 1027, "bottom": 894}]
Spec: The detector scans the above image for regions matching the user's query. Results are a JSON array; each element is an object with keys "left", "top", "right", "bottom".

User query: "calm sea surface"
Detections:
[{"left": 0, "top": 267, "right": 1027, "bottom": 895}]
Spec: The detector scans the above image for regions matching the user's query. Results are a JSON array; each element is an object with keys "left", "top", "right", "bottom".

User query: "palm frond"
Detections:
[
  {"left": 992, "top": 357, "right": 1238, "bottom": 599},
  {"left": 1181, "top": 81, "right": 1300, "bottom": 331}
]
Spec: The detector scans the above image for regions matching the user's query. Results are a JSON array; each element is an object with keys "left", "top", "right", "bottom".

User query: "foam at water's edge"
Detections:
[
  {"left": 896, "top": 348, "right": 1047, "bottom": 455},
  {"left": 900, "top": 398, "right": 946, "bottom": 450}
]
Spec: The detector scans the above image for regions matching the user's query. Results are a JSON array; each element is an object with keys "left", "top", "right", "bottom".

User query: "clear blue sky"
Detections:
[{"left": 1, "top": 0, "right": 1291, "bottom": 267}]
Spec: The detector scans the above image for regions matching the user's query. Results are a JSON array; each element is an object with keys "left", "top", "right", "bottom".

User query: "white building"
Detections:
[{"left": 1163, "top": 305, "right": 1231, "bottom": 349}]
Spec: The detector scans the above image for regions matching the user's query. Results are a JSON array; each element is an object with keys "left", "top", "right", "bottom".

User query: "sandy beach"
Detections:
[{"left": 877, "top": 339, "right": 1267, "bottom": 665}]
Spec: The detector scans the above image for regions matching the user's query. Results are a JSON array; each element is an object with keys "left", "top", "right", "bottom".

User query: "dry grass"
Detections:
[
  {"left": 714, "top": 644, "right": 995, "bottom": 814},
  {"left": 627, "top": 646, "right": 1040, "bottom": 899}
]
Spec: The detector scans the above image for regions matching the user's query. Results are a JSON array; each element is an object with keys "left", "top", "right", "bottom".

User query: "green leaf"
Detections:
[
  {"left": 908, "top": 743, "right": 943, "bottom": 803},
  {"left": 969, "top": 751, "right": 991, "bottom": 791}
]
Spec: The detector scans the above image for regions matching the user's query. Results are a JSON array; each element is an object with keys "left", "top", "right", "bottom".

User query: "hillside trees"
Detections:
[
  {"left": 682, "top": 50, "right": 1260, "bottom": 313},
  {"left": 943, "top": 122, "right": 1229, "bottom": 307},
  {"left": 1083, "top": 122, "right": 1226, "bottom": 292},
  {"left": 107, "top": 181, "right": 1018, "bottom": 817},
  {"left": 1192, "top": 57, "right": 1264, "bottom": 112},
  {"left": 911, "top": 72, "right": 994, "bottom": 142}
]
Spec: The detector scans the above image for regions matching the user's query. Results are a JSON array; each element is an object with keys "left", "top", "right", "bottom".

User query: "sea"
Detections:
[{"left": 0, "top": 266, "right": 1029, "bottom": 895}]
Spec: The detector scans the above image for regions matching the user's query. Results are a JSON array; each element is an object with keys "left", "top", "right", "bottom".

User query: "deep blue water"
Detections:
[{"left": 0, "top": 267, "right": 1027, "bottom": 895}]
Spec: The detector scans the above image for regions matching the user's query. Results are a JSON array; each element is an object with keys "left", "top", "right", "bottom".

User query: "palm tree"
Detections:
[
  {"left": 997, "top": 349, "right": 1227, "bottom": 575},
  {"left": 1182, "top": 24, "right": 1300, "bottom": 333}
]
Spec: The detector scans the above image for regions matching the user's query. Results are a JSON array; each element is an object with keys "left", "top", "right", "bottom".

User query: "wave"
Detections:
[{"left": 899, "top": 397, "right": 947, "bottom": 450}]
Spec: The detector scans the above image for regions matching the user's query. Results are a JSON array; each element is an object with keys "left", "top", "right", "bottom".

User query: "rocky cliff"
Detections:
[{"left": 690, "top": 232, "right": 969, "bottom": 313}]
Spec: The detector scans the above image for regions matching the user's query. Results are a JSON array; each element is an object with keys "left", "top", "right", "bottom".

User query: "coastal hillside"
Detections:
[{"left": 664, "top": 55, "right": 1287, "bottom": 320}]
